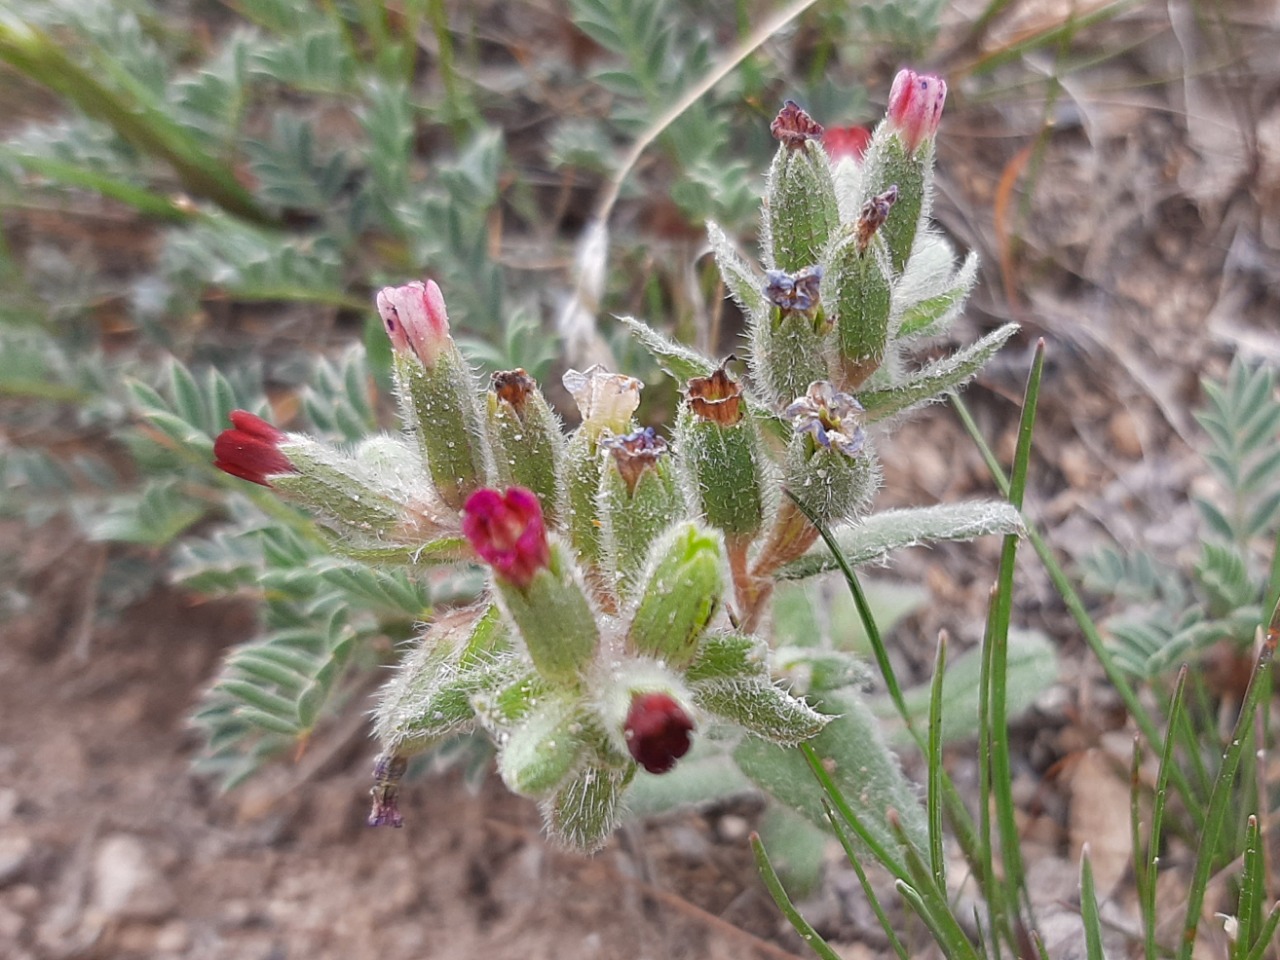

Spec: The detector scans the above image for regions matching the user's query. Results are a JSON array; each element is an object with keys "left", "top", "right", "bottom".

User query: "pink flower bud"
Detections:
[
  {"left": 462, "top": 487, "right": 551, "bottom": 590},
  {"left": 823, "top": 125, "right": 872, "bottom": 162},
  {"left": 376, "top": 279, "right": 451, "bottom": 368},
  {"left": 213, "top": 410, "right": 295, "bottom": 486},
  {"left": 886, "top": 69, "right": 947, "bottom": 156},
  {"left": 624, "top": 692, "right": 693, "bottom": 774}
]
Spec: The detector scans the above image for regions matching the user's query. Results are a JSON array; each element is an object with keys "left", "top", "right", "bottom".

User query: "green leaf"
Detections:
[
  {"left": 734, "top": 690, "right": 928, "bottom": 857},
  {"left": 695, "top": 680, "right": 827, "bottom": 745},
  {"left": 618, "top": 315, "right": 714, "bottom": 385},
  {"left": 896, "top": 251, "right": 979, "bottom": 340},
  {"left": 779, "top": 501, "right": 1023, "bottom": 579},
  {"left": 860, "top": 323, "right": 1019, "bottom": 422}
]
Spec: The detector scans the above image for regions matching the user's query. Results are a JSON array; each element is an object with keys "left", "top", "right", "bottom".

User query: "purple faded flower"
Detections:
[
  {"left": 367, "top": 753, "right": 408, "bottom": 828},
  {"left": 376, "top": 279, "right": 451, "bottom": 368},
  {"left": 770, "top": 100, "right": 824, "bottom": 150},
  {"left": 602, "top": 426, "right": 667, "bottom": 495},
  {"left": 856, "top": 185, "right": 899, "bottom": 254},
  {"left": 213, "top": 410, "right": 296, "bottom": 486},
  {"left": 764, "top": 265, "right": 824, "bottom": 314},
  {"left": 562, "top": 365, "right": 642, "bottom": 439},
  {"left": 785, "top": 381, "right": 866, "bottom": 458},
  {"left": 624, "top": 692, "right": 694, "bottom": 774},
  {"left": 887, "top": 69, "right": 947, "bottom": 156},
  {"left": 462, "top": 486, "right": 551, "bottom": 590}
]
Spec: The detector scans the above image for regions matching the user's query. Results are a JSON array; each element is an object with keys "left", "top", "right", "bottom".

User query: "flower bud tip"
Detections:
[
  {"left": 462, "top": 487, "right": 551, "bottom": 589},
  {"left": 887, "top": 69, "right": 947, "bottom": 156},
  {"left": 213, "top": 410, "right": 294, "bottom": 486},
  {"left": 624, "top": 692, "right": 693, "bottom": 774},
  {"left": 376, "top": 279, "right": 451, "bottom": 367}
]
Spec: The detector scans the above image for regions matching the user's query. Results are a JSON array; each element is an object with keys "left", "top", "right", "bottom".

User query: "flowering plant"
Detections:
[{"left": 211, "top": 70, "right": 1022, "bottom": 852}]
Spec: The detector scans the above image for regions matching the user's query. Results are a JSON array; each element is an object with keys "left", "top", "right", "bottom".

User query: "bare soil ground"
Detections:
[{"left": 3, "top": 3, "right": 1280, "bottom": 959}]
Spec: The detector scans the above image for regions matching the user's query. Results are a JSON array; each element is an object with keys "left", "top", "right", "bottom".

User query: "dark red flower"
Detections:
[
  {"left": 887, "top": 69, "right": 947, "bottom": 156},
  {"left": 624, "top": 692, "right": 694, "bottom": 774},
  {"left": 213, "top": 410, "right": 295, "bottom": 486},
  {"left": 823, "top": 124, "right": 872, "bottom": 162},
  {"left": 461, "top": 487, "right": 551, "bottom": 589}
]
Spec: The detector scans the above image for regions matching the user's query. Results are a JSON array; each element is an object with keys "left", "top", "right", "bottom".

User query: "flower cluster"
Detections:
[{"left": 209, "top": 68, "right": 1019, "bottom": 853}]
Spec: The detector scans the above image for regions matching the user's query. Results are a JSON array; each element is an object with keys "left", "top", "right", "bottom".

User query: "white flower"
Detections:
[{"left": 562, "top": 365, "right": 642, "bottom": 440}]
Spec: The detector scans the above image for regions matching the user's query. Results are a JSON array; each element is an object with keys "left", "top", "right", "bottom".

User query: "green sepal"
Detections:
[
  {"left": 565, "top": 431, "right": 604, "bottom": 569},
  {"left": 319, "top": 533, "right": 471, "bottom": 567},
  {"left": 707, "top": 221, "right": 769, "bottom": 320},
  {"left": 784, "top": 436, "right": 880, "bottom": 528},
  {"left": 764, "top": 141, "right": 840, "bottom": 272},
  {"left": 626, "top": 522, "right": 724, "bottom": 667},
  {"left": 273, "top": 437, "right": 409, "bottom": 535},
  {"left": 896, "top": 248, "right": 979, "bottom": 340},
  {"left": 858, "top": 132, "right": 927, "bottom": 273},
  {"left": 542, "top": 762, "right": 635, "bottom": 853},
  {"left": 471, "top": 669, "right": 550, "bottom": 732},
  {"left": 393, "top": 347, "right": 491, "bottom": 510},
  {"left": 374, "top": 606, "right": 512, "bottom": 755},
  {"left": 824, "top": 230, "right": 893, "bottom": 390},
  {"left": 496, "top": 541, "right": 599, "bottom": 687},
  {"left": 675, "top": 407, "right": 766, "bottom": 543},
  {"left": 619, "top": 316, "right": 715, "bottom": 387},
  {"left": 685, "top": 631, "right": 770, "bottom": 684},
  {"left": 599, "top": 454, "right": 685, "bottom": 597},
  {"left": 753, "top": 307, "right": 832, "bottom": 409},
  {"left": 486, "top": 386, "right": 566, "bottom": 525},
  {"left": 694, "top": 678, "right": 827, "bottom": 745},
  {"left": 497, "top": 692, "right": 592, "bottom": 798}
]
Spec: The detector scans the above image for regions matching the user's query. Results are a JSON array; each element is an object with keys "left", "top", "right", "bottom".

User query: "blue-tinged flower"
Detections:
[
  {"left": 764, "top": 265, "right": 824, "bottom": 313},
  {"left": 785, "top": 381, "right": 866, "bottom": 457}
]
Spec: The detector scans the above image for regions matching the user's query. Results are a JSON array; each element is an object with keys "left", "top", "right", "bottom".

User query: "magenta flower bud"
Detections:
[
  {"left": 624, "top": 692, "right": 694, "bottom": 774},
  {"left": 376, "top": 279, "right": 451, "bottom": 368},
  {"left": 462, "top": 486, "right": 551, "bottom": 590},
  {"left": 823, "top": 124, "right": 872, "bottom": 162},
  {"left": 212, "top": 410, "right": 296, "bottom": 486},
  {"left": 886, "top": 69, "right": 947, "bottom": 156}
]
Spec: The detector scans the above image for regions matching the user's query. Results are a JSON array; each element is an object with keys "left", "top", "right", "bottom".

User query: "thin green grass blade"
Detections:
[
  {"left": 1177, "top": 616, "right": 1277, "bottom": 960},
  {"left": 1031, "top": 931, "right": 1052, "bottom": 960},
  {"left": 987, "top": 340, "right": 1045, "bottom": 922},
  {"left": 928, "top": 630, "right": 948, "bottom": 894},
  {"left": 823, "top": 801, "right": 909, "bottom": 960},
  {"left": 1081, "top": 847, "right": 1106, "bottom": 960},
  {"left": 1130, "top": 736, "right": 1152, "bottom": 959},
  {"left": 1148, "top": 666, "right": 1189, "bottom": 960},
  {"left": 888, "top": 813, "right": 981, "bottom": 960},
  {"left": 951, "top": 391, "right": 1202, "bottom": 826},
  {"left": 1240, "top": 902, "right": 1279, "bottom": 960},
  {"left": 750, "top": 832, "right": 843, "bottom": 960},
  {"left": 785, "top": 490, "right": 981, "bottom": 863},
  {"left": 978, "top": 608, "right": 1006, "bottom": 960},
  {"left": 1235, "top": 816, "right": 1261, "bottom": 960},
  {"left": 895, "top": 881, "right": 955, "bottom": 956}
]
